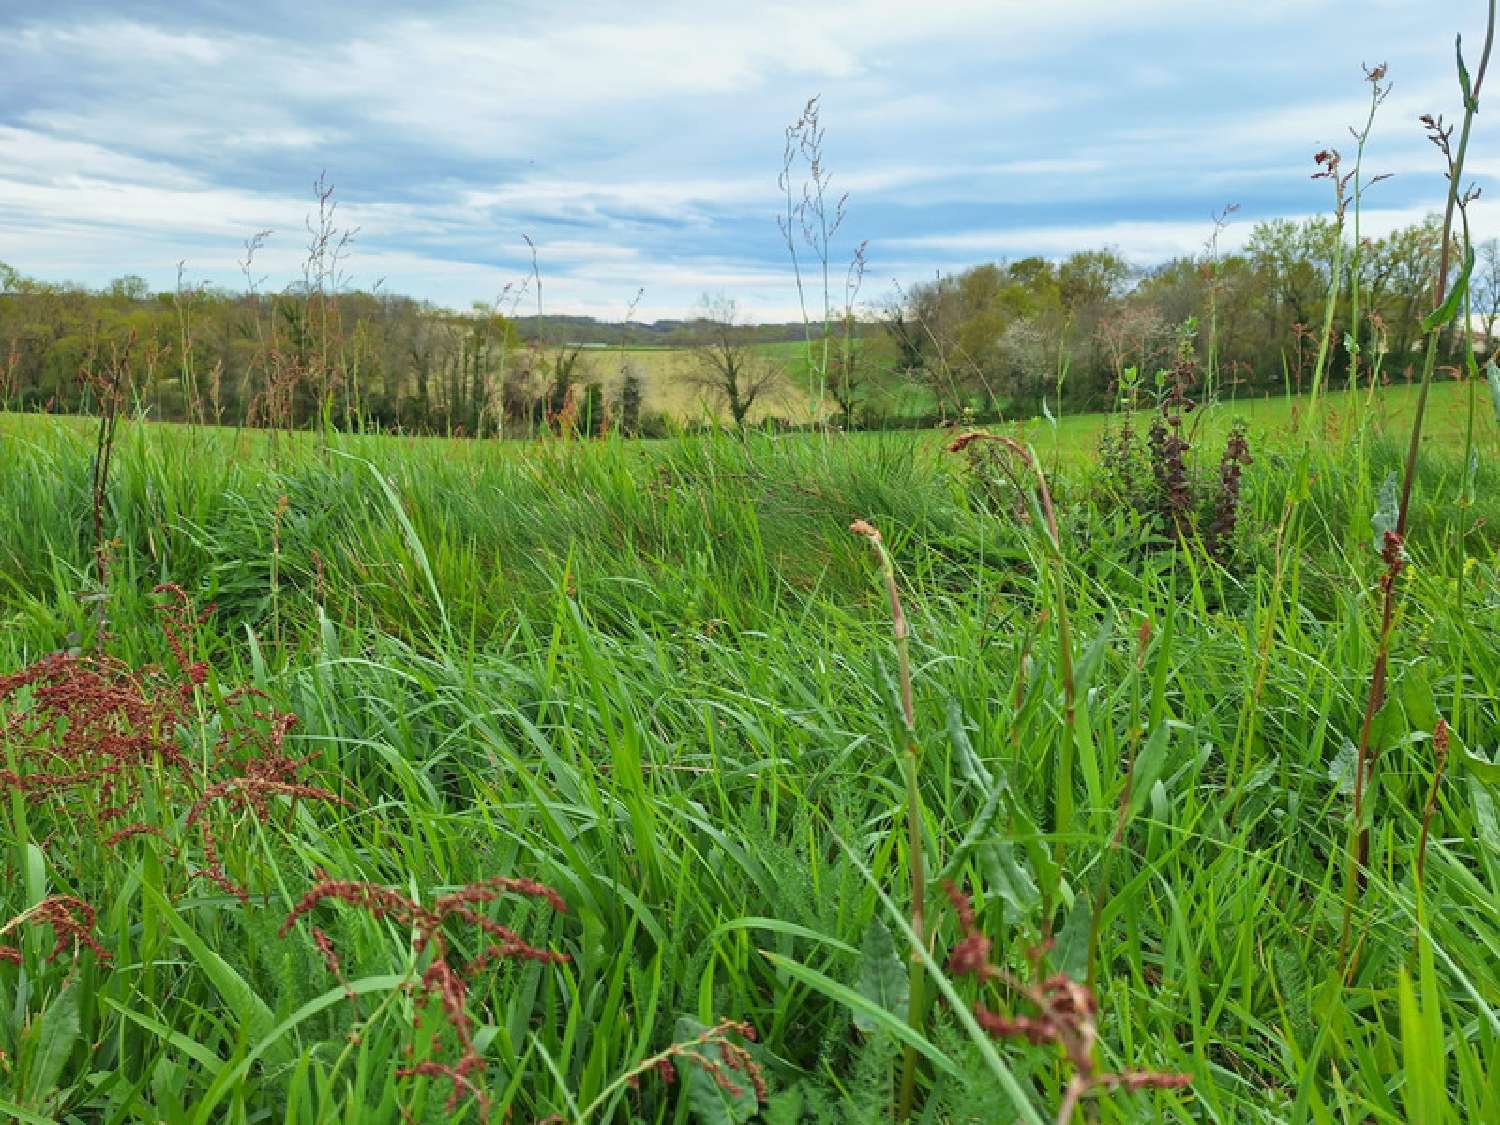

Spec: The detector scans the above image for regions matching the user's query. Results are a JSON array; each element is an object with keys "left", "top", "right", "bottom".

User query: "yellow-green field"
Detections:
[{"left": 551, "top": 344, "right": 827, "bottom": 423}]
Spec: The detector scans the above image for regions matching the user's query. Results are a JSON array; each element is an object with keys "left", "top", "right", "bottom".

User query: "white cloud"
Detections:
[
  {"left": 0, "top": 0, "right": 1481, "bottom": 318},
  {"left": 884, "top": 220, "right": 1239, "bottom": 263},
  {"left": 0, "top": 127, "right": 199, "bottom": 189},
  {"left": 14, "top": 20, "right": 229, "bottom": 65},
  {"left": 881, "top": 204, "right": 1491, "bottom": 270}
]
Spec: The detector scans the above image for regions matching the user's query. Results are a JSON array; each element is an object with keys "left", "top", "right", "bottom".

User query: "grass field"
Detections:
[
  {"left": 558, "top": 334, "right": 1498, "bottom": 438},
  {"left": 549, "top": 344, "right": 826, "bottom": 424},
  {"left": 545, "top": 338, "right": 921, "bottom": 424},
  {"left": 0, "top": 377, "right": 1498, "bottom": 1122}
]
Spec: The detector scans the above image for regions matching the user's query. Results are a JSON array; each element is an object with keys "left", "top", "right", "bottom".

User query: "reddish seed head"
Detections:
[
  {"left": 628, "top": 1019, "right": 764, "bottom": 1105},
  {"left": 944, "top": 880, "right": 1191, "bottom": 1107},
  {"left": 103, "top": 823, "right": 166, "bottom": 847},
  {"left": 1381, "top": 530, "right": 1406, "bottom": 573},
  {"left": 949, "top": 932, "right": 994, "bottom": 979},
  {"left": 280, "top": 871, "right": 569, "bottom": 1119},
  {"left": 4, "top": 896, "right": 111, "bottom": 963},
  {"left": 0, "top": 584, "right": 332, "bottom": 921},
  {"left": 1117, "top": 1070, "right": 1194, "bottom": 1091},
  {"left": 942, "top": 880, "right": 978, "bottom": 931}
]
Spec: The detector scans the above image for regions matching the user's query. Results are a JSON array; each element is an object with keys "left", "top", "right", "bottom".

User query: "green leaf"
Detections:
[
  {"left": 1371, "top": 470, "right": 1400, "bottom": 553},
  {"left": 707, "top": 917, "right": 857, "bottom": 956},
  {"left": 1400, "top": 668, "right": 1439, "bottom": 733},
  {"left": 1422, "top": 244, "right": 1475, "bottom": 333},
  {"left": 317, "top": 605, "right": 340, "bottom": 659},
  {"left": 675, "top": 1017, "right": 760, "bottom": 1125},
  {"left": 243, "top": 624, "right": 266, "bottom": 686},
  {"left": 25, "top": 843, "right": 47, "bottom": 911},
  {"left": 1397, "top": 966, "right": 1449, "bottom": 1122},
  {"left": 1471, "top": 778, "right": 1499, "bottom": 853},
  {"left": 977, "top": 840, "right": 1039, "bottom": 924},
  {"left": 1397, "top": 969, "right": 1427, "bottom": 1114},
  {"left": 1454, "top": 743, "right": 1500, "bottom": 787},
  {"left": 1369, "top": 695, "right": 1405, "bottom": 758},
  {"left": 24, "top": 981, "right": 79, "bottom": 1105},
  {"left": 0, "top": 1098, "right": 58, "bottom": 1125},
  {"left": 103, "top": 997, "right": 224, "bottom": 1072},
  {"left": 1010, "top": 801, "right": 1061, "bottom": 904},
  {"left": 873, "top": 653, "right": 909, "bottom": 743},
  {"left": 1072, "top": 618, "right": 1114, "bottom": 702},
  {"left": 1128, "top": 722, "right": 1173, "bottom": 820},
  {"left": 1055, "top": 891, "right": 1092, "bottom": 982},
  {"left": 1485, "top": 360, "right": 1500, "bottom": 426},
  {"left": 1150, "top": 779, "right": 1169, "bottom": 822},
  {"left": 853, "top": 918, "right": 908, "bottom": 1033},
  {"left": 936, "top": 778, "right": 1008, "bottom": 886},
  {"left": 763, "top": 1083, "right": 805, "bottom": 1125},
  {"left": 189, "top": 973, "right": 408, "bottom": 1125},
  {"left": 1328, "top": 738, "right": 1358, "bottom": 799},
  {"left": 760, "top": 952, "right": 958, "bottom": 1076},
  {"left": 946, "top": 701, "right": 1000, "bottom": 796},
  {"left": 331, "top": 452, "right": 448, "bottom": 633},
  {"left": 1459, "top": 33, "right": 1474, "bottom": 109},
  {"left": 144, "top": 885, "right": 288, "bottom": 1069}
]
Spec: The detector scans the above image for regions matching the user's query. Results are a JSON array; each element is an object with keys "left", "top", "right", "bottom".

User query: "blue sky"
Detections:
[{"left": 2, "top": 1, "right": 1494, "bottom": 319}]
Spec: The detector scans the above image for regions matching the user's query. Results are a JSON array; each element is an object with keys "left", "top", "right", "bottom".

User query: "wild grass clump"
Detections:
[
  {"left": 0, "top": 585, "right": 345, "bottom": 905},
  {"left": 1093, "top": 360, "right": 1256, "bottom": 560},
  {"left": 0, "top": 583, "right": 574, "bottom": 1120},
  {"left": 281, "top": 874, "right": 570, "bottom": 1119},
  {"left": 943, "top": 881, "right": 1190, "bottom": 1124}
]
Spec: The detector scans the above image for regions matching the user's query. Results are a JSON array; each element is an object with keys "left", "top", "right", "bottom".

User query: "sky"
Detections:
[{"left": 2, "top": 1, "right": 1497, "bottom": 321}]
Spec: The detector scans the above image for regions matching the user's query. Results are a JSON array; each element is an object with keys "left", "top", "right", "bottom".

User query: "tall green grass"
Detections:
[{"left": 0, "top": 387, "right": 1497, "bottom": 1121}]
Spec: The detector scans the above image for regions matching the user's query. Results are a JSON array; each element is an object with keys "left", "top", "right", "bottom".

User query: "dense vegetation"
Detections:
[
  {"left": 5, "top": 212, "right": 1490, "bottom": 434},
  {"left": 884, "top": 216, "right": 1490, "bottom": 417},
  {"left": 0, "top": 366, "right": 1498, "bottom": 1122},
  {"left": 4, "top": 7, "right": 1500, "bottom": 1122}
]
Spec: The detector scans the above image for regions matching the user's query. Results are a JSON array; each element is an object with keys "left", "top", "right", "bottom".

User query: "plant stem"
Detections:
[
  {"left": 1343, "top": 2, "right": 1495, "bottom": 977},
  {"left": 850, "top": 519, "right": 927, "bottom": 1121}
]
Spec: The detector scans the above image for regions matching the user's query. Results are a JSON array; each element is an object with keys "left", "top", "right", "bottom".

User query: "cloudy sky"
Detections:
[{"left": 2, "top": 1, "right": 1495, "bottom": 320}]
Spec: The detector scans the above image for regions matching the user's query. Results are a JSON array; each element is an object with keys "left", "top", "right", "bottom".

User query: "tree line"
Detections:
[
  {"left": 2, "top": 212, "right": 1491, "bottom": 434},
  {"left": 873, "top": 214, "right": 1495, "bottom": 422},
  {"left": 0, "top": 264, "right": 665, "bottom": 435}
]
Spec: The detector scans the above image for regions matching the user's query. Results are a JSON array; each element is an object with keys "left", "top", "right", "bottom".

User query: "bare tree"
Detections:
[{"left": 686, "top": 295, "right": 781, "bottom": 427}]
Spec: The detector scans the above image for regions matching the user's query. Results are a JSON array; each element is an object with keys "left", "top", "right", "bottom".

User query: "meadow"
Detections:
[
  {"left": 542, "top": 340, "right": 911, "bottom": 427},
  {"left": 0, "top": 364, "right": 1497, "bottom": 1122},
  {"left": 2, "top": 9, "right": 1499, "bottom": 1115},
  {"left": 552, "top": 343, "right": 825, "bottom": 426}
]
